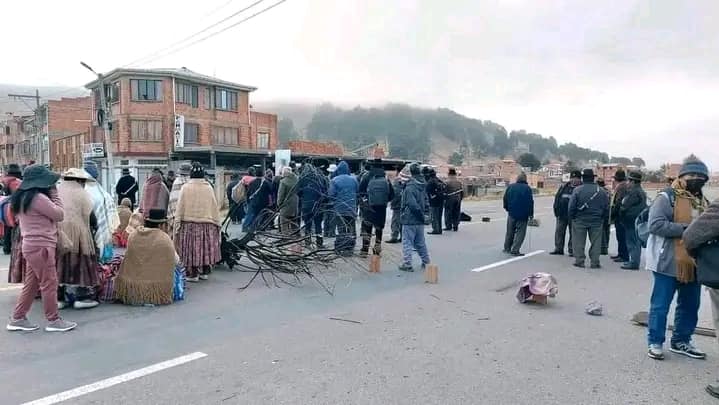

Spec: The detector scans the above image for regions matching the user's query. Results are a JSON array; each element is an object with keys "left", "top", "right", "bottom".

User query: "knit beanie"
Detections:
[{"left": 679, "top": 154, "right": 709, "bottom": 180}]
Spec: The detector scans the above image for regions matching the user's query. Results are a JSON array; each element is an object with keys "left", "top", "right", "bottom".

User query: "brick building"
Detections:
[
  {"left": 84, "top": 67, "right": 278, "bottom": 185},
  {"left": 46, "top": 97, "right": 93, "bottom": 172}
]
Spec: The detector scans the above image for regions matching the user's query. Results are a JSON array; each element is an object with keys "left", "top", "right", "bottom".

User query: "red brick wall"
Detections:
[
  {"left": 48, "top": 97, "right": 93, "bottom": 137},
  {"left": 51, "top": 132, "right": 87, "bottom": 172},
  {"left": 250, "top": 111, "right": 278, "bottom": 150},
  {"left": 288, "top": 140, "right": 344, "bottom": 155}
]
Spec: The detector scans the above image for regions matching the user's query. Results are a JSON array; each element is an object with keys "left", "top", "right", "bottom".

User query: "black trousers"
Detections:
[
  {"left": 361, "top": 221, "right": 383, "bottom": 253},
  {"left": 614, "top": 220, "right": 629, "bottom": 260},
  {"left": 430, "top": 205, "right": 443, "bottom": 233},
  {"left": 554, "top": 217, "right": 573, "bottom": 254},
  {"left": 3, "top": 226, "right": 13, "bottom": 254},
  {"left": 444, "top": 199, "right": 461, "bottom": 230},
  {"left": 504, "top": 217, "right": 528, "bottom": 253}
]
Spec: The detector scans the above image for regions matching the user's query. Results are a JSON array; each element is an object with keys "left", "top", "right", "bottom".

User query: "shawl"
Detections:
[
  {"left": 671, "top": 179, "right": 709, "bottom": 283},
  {"left": 115, "top": 226, "right": 175, "bottom": 305},
  {"left": 140, "top": 174, "right": 170, "bottom": 217},
  {"left": 57, "top": 180, "right": 96, "bottom": 256},
  {"left": 117, "top": 206, "right": 132, "bottom": 233},
  {"left": 175, "top": 179, "right": 220, "bottom": 225},
  {"left": 168, "top": 175, "right": 189, "bottom": 227},
  {"left": 86, "top": 182, "right": 120, "bottom": 252}
]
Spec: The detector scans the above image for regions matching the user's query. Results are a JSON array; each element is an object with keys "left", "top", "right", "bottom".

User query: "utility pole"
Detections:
[
  {"left": 81, "top": 62, "right": 114, "bottom": 190},
  {"left": 7, "top": 90, "right": 42, "bottom": 164}
]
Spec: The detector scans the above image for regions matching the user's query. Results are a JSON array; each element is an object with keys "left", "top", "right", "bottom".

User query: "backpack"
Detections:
[
  {"left": 231, "top": 182, "right": 247, "bottom": 203},
  {"left": 367, "top": 176, "right": 390, "bottom": 206},
  {"left": 0, "top": 196, "right": 15, "bottom": 228},
  {"left": 636, "top": 188, "right": 675, "bottom": 248}
]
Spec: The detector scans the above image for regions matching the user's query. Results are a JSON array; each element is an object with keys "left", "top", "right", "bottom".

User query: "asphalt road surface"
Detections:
[{"left": 1, "top": 195, "right": 718, "bottom": 404}]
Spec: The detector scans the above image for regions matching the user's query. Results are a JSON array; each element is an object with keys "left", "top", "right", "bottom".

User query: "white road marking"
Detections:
[
  {"left": 22, "top": 352, "right": 208, "bottom": 405},
  {"left": 470, "top": 250, "right": 545, "bottom": 273},
  {"left": 0, "top": 285, "right": 22, "bottom": 292}
]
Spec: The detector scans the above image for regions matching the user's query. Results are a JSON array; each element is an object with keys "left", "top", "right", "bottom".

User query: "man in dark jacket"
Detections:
[
  {"left": 243, "top": 167, "right": 273, "bottom": 232},
  {"left": 387, "top": 166, "right": 407, "bottom": 243},
  {"left": 426, "top": 168, "right": 445, "bottom": 235},
  {"left": 329, "top": 161, "right": 359, "bottom": 255},
  {"left": 503, "top": 173, "right": 534, "bottom": 256},
  {"left": 115, "top": 168, "right": 138, "bottom": 208},
  {"left": 610, "top": 169, "right": 630, "bottom": 263},
  {"left": 226, "top": 173, "right": 240, "bottom": 224},
  {"left": 358, "top": 159, "right": 395, "bottom": 256},
  {"left": 597, "top": 178, "right": 611, "bottom": 255},
  {"left": 1, "top": 163, "right": 22, "bottom": 255},
  {"left": 323, "top": 164, "right": 338, "bottom": 238},
  {"left": 297, "top": 163, "right": 329, "bottom": 247},
  {"left": 550, "top": 170, "right": 581, "bottom": 256},
  {"left": 619, "top": 171, "right": 647, "bottom": 270},
  {"left": 569, "top": 169, "right": 610, "bottom": 268},
  {"left": 443, "top": 168, "right": 464, "bottom": 232},
  {"left": 399, "top": 163, "right": 430, "bottom": 272}
]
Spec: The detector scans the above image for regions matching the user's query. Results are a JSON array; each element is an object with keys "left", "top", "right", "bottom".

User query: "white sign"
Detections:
[
  {"left": 275, "top": 149, "right": 291, "bottom": 174},
  {"left": 82, "top": 143, "right": 105, "bottom": 158},
  {"left": 174, "top": 115, "right": 185, "bottom": 149}
]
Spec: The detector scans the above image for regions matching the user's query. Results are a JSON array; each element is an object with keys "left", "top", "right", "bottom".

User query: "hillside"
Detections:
[{"left": 267, "top": 102, "right": 617, "bottom": 167}]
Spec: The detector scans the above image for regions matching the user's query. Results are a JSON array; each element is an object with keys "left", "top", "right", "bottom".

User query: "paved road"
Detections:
[{"left": 1, "top": 196, "right": 717, "bottom": 404}]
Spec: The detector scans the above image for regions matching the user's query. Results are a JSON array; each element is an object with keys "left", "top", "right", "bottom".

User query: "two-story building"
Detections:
[{"left": 84, "top": 67, "right": 278, "bottom": 185}]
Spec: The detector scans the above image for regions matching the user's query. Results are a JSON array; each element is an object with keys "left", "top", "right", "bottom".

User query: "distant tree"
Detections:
[
  {"left": 644, "top": 170, "right": 664, "bottom": 183},
  {"left": 632, "top": 157, "right": 646, "bottom": 167},
  {"left": 563, "top": 160, "right": 579, "bottom": 173},
  {"left": 517, "top": 152, "right": 541, "bottom": 171},
  {"left": 278, "top": 117, "right": 299, "bottom": 145},
  {"left": 448, "top": 151, "right": 464, "bottom": 166},
  {"left": 610, "top": 156, "right": 633, "bottom": 165}
]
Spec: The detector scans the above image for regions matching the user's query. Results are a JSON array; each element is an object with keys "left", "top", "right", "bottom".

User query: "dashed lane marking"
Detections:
[
  {"left": 470, "top": 250, "right": 546, "bottom": 273},
  {"left": 21, "top": 352, "right": 208, "bottom": 405}
]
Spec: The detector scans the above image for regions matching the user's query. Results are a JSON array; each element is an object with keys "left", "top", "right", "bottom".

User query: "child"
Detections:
[
  {"left": 6, "top": 165, "right": 77, "bottom": 332},
  {"left": 113, "top": 198, "right": 133, "bottom": 247}
]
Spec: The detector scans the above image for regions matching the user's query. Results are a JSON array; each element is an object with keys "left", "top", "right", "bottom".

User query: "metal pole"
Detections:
[{"left": 97, "top": 74, "right": 115, "bottom": 190}]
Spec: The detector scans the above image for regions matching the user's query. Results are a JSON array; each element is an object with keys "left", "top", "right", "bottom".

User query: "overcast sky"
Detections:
[{"left": 1, "top": 0, "right": 717, "bottom": 169}]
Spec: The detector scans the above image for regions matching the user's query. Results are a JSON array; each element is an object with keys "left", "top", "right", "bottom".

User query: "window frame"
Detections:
[
  {"left": 130, "top": 79, "right": 163, "bottom": 102},
  {"left": 211, "top": 126, "right": 239, "bottom": 145},
  {"left": 184, "top": 122, "right": 200, "bottom": 144},
  {"left": 130, "top": 119, "right": 163, "bottom": 141},
  {"left": 214, "top": 88, "right": 238, "bottom": 111},
  {"left": 175, "top": 82, "right": 199, "bottom": 108},
  {"left": 257, "top": 132, "right": 269, "bottom": 149}
]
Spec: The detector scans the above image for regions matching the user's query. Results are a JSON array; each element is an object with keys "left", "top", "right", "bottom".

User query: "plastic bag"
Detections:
[{"left": 173, "top": 265, "right": 185, "bottom": 301}]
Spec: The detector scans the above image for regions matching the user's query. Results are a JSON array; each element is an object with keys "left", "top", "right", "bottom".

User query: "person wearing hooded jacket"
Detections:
[
  {"left": 329, "top": 161, "right": 358, "bottom": 255},
  {"left": 398, "top": 163, "right": 430, "bottom": 271},
  {"left": 503, "top": 173, "right": 534, "bottom": 256},
  {"left": 645, "top": 155, "right": 710, "bottom": 362},
  {"left": 297, "top": 163, "right": 328, "bottom": 247}
]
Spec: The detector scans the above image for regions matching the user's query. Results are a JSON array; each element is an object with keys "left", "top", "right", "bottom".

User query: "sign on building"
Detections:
[
  {"left": 174, "top": 115, "right": 185, "bottom": 149},
  {"left": 275, "top": 149, "right": 291, "bottom": 174},
  {"left": 82, "top": 143, "right": 105, "bottom": 158}
]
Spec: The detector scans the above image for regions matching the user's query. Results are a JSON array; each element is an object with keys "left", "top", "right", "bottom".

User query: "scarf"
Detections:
[
  {"left": 671, "top": 179, "right": 709, "bottom": 283},
  {"left": 140, "top": 174, "right": 170, "bottom": 217},
  {"left": 115, "top": 227, "right": 176, "bottom": 305}
]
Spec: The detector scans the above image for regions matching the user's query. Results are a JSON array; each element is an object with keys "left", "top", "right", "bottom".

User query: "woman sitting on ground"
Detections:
[
  {"left": 114, "top": 209, "right": 177, "bottom": 305},
  {"left": 113, "top": 198, "right": 133, "bottom": 247}
]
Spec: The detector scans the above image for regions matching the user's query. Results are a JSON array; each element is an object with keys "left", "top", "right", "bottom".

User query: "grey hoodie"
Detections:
[{"left": 645, "top": 191, "right": 689, "bottom": 277}]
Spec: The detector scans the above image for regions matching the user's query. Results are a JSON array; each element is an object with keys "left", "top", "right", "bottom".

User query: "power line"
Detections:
[{"left": 125, "top": 0, "right": 267, "bottom": 67}]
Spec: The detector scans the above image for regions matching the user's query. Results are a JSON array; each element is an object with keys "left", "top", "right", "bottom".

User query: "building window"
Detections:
[
  {"left": 130, "top": 120, "right": 163, "bottom": 141},
  {"left": 130, "top": 79, "right": 163, "bottom": 101},
  {"left": 257, "top": 132, "right": 269, "bottom": 149},
  {"left": 108, "top": 121, "right": 118, "bottom": 139},
  {"left": 214, "top": 88, "right": 238, "bottom": 111},
  {"left": 175, "top": 82, "right": 198, "bottom": 107},
  {"left": 211, "top": 126, "right": 238, "bottom": 145},
  {"left": 104, "top": 82, "right": 120, "bottom": 103},
  {"left": 185, "top": 123, "right": 199, "bottom": 144},
  {"left": 203, "top": 88, "right": 212, "bottom": 110}
]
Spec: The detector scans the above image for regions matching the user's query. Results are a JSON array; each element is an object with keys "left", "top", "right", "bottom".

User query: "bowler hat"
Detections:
[
  {"left": 145, "top": 208, "right": 168, "bottom": 224},
  {"left": 613, "top": 169, "right": 626, "bottom": 181},
  {"left": 582, "top": 168, "right": 595, "bottom": 180},
  {"left": 18, "top": 165, "right": 60, "bottom": 191},
  {"left": 628, "top": 171, "right": 643, "bottom": 182},
  {"left": 122, "top": 168, "right": 131, "bottom": 175},
  {"left": 6, "top": 163, "right": 22, "bottom": 177},
  {"left": 570, "top": 170, "right": 582, "bottom": 179}
]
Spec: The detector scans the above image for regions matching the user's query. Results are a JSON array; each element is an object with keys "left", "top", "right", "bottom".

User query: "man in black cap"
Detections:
[
  {"left": 596, "top": 178, "right": 611, "bottom": 255},
  {"left": 550, "top": 170, "right": 582, "bottom": 256},
  {"left": 568, "top": 168, "right": 610, "bottom": 268},
  {"left": 618, "top": 171, "right": 647, "bottom": 270},
  {"left": 610, "top": 169, "right": 630, "bottom": 263},
  {"left": 425, "top": 168, "right": 445, "bottom": 235},
  {"left": 115, "top": 168, "right": 138, "bottom": 208},
  {"left": 443, "top": 167, "right": 464, "bottom": 231}
]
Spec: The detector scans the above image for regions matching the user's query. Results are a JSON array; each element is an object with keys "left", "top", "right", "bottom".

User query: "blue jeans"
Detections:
[
  {"left": 242, "top": 207, "right": 258, "bottom": 232},
  {"left": 402, "top": 224, "right": 430, "bottom": 266},
  {"left": 624, "top": 219, "right": 641, "bottom": 267},
  {"left": 647, "top": 272, "right": 701, "bottom": 345},
  {"left": 302, "top": 211, "right": 323, "bottom": 237}
]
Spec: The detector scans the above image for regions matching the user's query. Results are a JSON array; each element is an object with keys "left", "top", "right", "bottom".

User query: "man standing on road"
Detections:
[
  {"left": 619, "top": 171, "right": 647, "bottom": 270},
  {"left": 399, "top": 163, "right": 430, "bottom": 272},
  {"left": 226, "top": 173, "right": 240, "bottom": 225},
  {"left": 329, "top": 161, "right": 359, "bottom": 256},
  {"left": 503, "top": 172, "right": 534, "bottom": 256},
  {"left": 358, "top": 159, "right": 394, "bottom": 257},
  {"left": 568, "top": 169, "right": 610, "bottom": 269},
  {"left": 115, "top": 168, "right": 138, "bottom": 208},
  {"left": 610, "top": 169, "right": 630, "bottom": 263},
  {"left": 597, "top": 178, "right": 611, "bottom": 255},
  {"left": 426, "top": 168, "right": 445, "bottom": 235},
  {"left": 443, "top": 168, "right": 464, "bottom": 232},
  {"left": 550, "top": 170, "right": 581, "bottom": 256},
  {"left": 645, "top": 154, "right": 710, "bottom": 362},
  {"left": 387, "top": 166, "right": 408, "bottom": 244}
]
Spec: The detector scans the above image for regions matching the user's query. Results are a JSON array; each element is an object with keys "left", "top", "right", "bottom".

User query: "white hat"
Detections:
[
  {"left": 62, "top": 168, "right": 95, "bottom": 182},
  {"left": 328, "top": 164, "right": 338, "bottom": 172}
]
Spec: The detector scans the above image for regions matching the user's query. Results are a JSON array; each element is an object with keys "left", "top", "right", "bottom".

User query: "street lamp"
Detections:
[{"left": 80, "top": 61, "right": 115, "bottom": 190}]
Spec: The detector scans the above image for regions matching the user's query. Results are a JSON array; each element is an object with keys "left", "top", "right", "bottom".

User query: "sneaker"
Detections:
[
  {"left": 186, "top": 276, "right": 200, "bottom": 283},
  {"left": 706, "top": 383, "right": 719, "bottom": 399},
  {"left": 6, "top": 318, "right": 39, "bottom": 332},
  {"left": 670, "top": 341, "right": 706, "bottom": 359},
  {"left": 648, "top": 344, "right": 664, "bottom": 360},
  {"left": 510, "top": 252, "right": 525, "bottom": 257},
  {"left": 73, "top": 300, "right": 99, "bottom": 310},
  {"left": 549, "top": 250, "right": 564, "bottom": 256},
  {"left": 199, "top": 274, "right": 209, "bottom": 281},
  {"left": 398, "top": 263, "right": 414, "bottom": 272},
  {"left": 590, "top": 264, "right": 602, "bottom": 269},
  {"left": 45, "top": 319, "right": 77, "bottom": 332}
]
